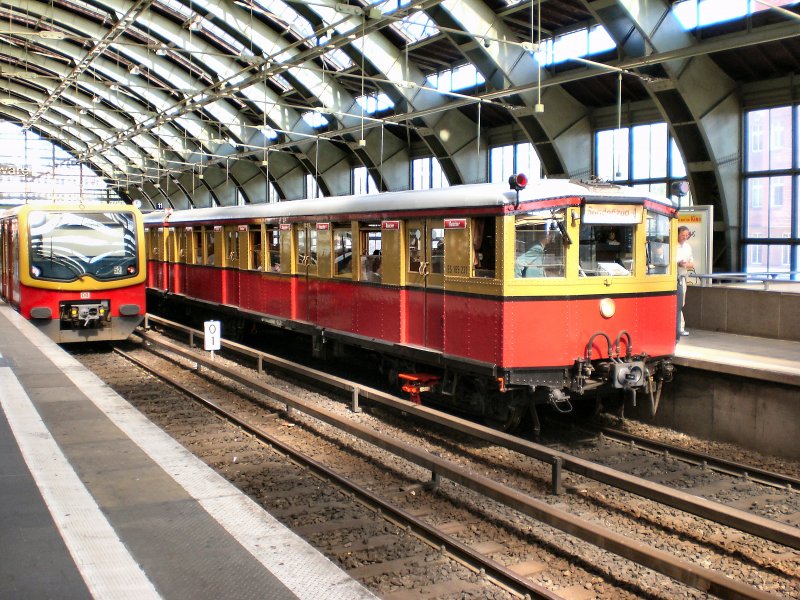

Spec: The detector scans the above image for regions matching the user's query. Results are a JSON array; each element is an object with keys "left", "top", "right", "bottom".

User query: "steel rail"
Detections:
[
  {"left": 595, "top": 426, "right": 800, "bottom": 490},
  {"left": 133, "top": 325, "right": 779, "bottom": 599},
  {"left": 142, "top": 314, "right": 800, "bottom": 552},
  {"left": 113, "top": 347, "right": 563, "bottom": 600}
]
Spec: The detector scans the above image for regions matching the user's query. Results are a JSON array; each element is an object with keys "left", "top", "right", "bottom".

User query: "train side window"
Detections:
[
  {"left": 248, "top": 226, "right": 262, "bottom": 271},
  {"left": 192, "top": 228, "right": 203, "bottom": 264},
  {"left": 579, "top": 223, "right": 635, "bottom": 276},
  {"left": 472, "top": 217, "right": 496, "bottom": 278},
  {"left": 226, "top": 229, "right": 239, "bottom": 268},
  {"left": 177, "top": 228, "right": 189, "bottom": 262},
  {"left": 205, "top": 229, "right": 216, "bottom": 265},
  {"left": 333, "top": 223, "right": 353, "bottom": 277},
  {"left": 430, "top": 226, "right": 445, "bottom": 274},
  {"left": 296, "top": 225, "right": 318, "bottom": 271},
  {"left": 646, "top": 213, "right": 671, "bottom": 275},
  {"left": 266, "top": 225, "right": 280, "bottom": 272},
  {"left": 408, "top": 228, "right": 421, "bottom": 273},
  {"left": 359, "top": 222, "right": 382, "bottom": 282},
  {"left": 514, "top": 211, "right": 565, "bottom": 278}
]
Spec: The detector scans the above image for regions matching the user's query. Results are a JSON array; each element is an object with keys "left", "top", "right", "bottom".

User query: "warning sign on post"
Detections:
[{"left": 204, "top": 320, "right": 221, "bottom": 352}]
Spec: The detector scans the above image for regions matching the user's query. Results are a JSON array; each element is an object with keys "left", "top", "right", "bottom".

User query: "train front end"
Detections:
[{"left": 14, "top": 205, "right": 146, "bottom": 343}]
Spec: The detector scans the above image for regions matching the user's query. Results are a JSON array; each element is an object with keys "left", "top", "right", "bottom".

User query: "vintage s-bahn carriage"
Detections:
[
  {"left": 144, "top": 177, "right": 678, "bottom": 430},
  {"left": 0, "top": 203, "right": 146, "bottom": 343}
]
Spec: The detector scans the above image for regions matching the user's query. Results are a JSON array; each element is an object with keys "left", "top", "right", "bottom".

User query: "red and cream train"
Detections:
[
  {"left": 144, "top": 177, "right": 678, "bottom": 427},
  {"left": 1, "top": 203, "right": 146, "bottom": 343}
]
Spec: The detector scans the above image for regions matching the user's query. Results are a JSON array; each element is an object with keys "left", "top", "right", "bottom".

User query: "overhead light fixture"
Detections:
[
  {"left": 91, "top": 96, "right": 101, "bottom": 103},
  {"left": 129, "top": 65, "right": 140, "bottom": 75},
  {"left": 156, "top": 46, "right": 167, "bottom": 56},
  {"left": 79, "top": 108, "right": 87, "bottom": 115}
]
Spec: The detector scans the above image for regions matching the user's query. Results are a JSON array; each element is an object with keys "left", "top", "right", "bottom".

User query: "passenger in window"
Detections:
[
  {"left": 253, "top": 244, "right": 262, "bottom": 271},
  {"left": 515, "top": 230, "right": 547, "bottom": 278},
  {"left": 207, "top": 243, "right": 215, "bottom": 265}
]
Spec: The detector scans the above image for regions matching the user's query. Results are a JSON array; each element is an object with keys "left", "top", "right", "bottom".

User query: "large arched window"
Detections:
[
  {"left": 594, "top": 123, "right": 688, "bottom": 205},
  {"left": 743, "top": 105, "right": 797, "bottom": 278},
  {"left": 0, "top": 123, "right": 118, "bottom": 204}
]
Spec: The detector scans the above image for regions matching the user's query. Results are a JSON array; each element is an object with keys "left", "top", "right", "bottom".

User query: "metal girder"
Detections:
[{"left": 584, "top": 0, "right": 742, "bottom": 269}]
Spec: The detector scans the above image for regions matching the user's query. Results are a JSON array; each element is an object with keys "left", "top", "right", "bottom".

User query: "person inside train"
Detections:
[
  {"left": 206, "top": 242, "right": 215, "bottom": 265},
  {"left": 514, "top": 229, "right": 547, "bottom": 278}
]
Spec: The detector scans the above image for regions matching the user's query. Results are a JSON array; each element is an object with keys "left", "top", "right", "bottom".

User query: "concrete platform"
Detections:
[
  {"left": 674, "top": 329, "right": 800, "bottom": 388},
  {"left": 0, "top": 304, "right": 376, "bottom": 600},
  {"left": 634, "top": 328, "right": 800, "bottom": 459}
]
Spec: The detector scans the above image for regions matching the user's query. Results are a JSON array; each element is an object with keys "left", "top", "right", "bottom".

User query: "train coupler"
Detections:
[{"left": 398, "top": 373, "right": 440, "bottom": 405}]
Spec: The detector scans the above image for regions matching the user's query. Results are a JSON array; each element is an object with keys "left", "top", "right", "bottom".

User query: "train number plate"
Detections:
[{"left": 80, "top": 292, "right": 91, "bottom": 299}]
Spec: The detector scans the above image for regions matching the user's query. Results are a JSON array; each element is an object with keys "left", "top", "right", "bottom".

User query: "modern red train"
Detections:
[
  {"left": 0, "top": 204, "right": 146, "bottom": 343},
  {"left": 144, "top": 177, "right": 678, "bottom": 429}
]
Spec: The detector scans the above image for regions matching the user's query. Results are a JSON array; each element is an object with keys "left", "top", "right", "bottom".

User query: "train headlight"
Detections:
[
  {"left": 508, "top": 173, "right": 528, "bottom": 191},
  {"left": 70, "top": 307, "right": 79, "bottom": 318},
  {"left": 599, "top": 298, "right": 615, "bottom": 319}
]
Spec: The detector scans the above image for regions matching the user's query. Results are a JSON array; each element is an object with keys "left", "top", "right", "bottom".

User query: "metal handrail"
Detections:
[{"left": 692, "top": 271, "right": 800, "bottom": 290}]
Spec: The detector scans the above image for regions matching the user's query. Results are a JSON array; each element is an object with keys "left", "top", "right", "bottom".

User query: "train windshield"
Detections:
[{"left": 28, "top": 211, "right": 138, "bottom": 281}]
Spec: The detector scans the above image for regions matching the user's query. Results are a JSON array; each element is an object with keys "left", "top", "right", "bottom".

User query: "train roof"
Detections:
[{"left": 143, "top": 179, "right": 677, "bottom": 226}]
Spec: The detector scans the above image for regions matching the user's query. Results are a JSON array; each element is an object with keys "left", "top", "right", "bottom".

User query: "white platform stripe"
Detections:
[
  {"left": 0, "top": 367, "right": 162, "bottom": 600},
  {"left": 4, "top": 309, "right": 376, "bottom": 600}
]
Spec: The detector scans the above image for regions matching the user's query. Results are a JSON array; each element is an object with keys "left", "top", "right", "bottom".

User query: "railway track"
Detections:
[{"left": 71, "top": 319, "right": 799, "bottom": 599}]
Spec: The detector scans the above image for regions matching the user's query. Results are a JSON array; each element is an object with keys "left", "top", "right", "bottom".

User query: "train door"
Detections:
[
  {"left": 295, "top": 223, "right": 318, "bottom": 321},
  {"left": 166, "top": 227, "right": 178, "bottom": 293},
  {"left": 405, "top": 219, "right": 445, "bottom": 350},
  {"left": 222, "top": 226, "right": 242, "bottom": 306},
  {"left": 0, "top": 219, "right": 7, "bottom": 301}
]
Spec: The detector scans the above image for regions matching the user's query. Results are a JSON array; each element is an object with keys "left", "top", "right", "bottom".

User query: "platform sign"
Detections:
[
  {"left": 204, "top": 320, "right": 221, "bottom": 352},
  {"left": 678, "top": 205, "right": 713, "bottom": 287}
]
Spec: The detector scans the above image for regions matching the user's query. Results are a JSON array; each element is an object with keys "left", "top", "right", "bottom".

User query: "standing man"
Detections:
[{"left": 676, "top": 225, "right": 694, "bottom": 337}]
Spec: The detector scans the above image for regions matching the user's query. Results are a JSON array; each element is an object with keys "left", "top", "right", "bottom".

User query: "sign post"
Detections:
[{"left": 204, "top": 320, "right": 221, "bottom": 358}]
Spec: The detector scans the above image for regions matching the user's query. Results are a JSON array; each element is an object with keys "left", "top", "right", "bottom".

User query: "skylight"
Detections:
[
  {"left": 426, "top": 63, "right": 485, "bottom": 92},
  {"left": 302, "top": 111, "right": 328, "bottom": 128},
  {"left": 380, "top": 1, "right": 439, "bottom": 43},
  {"left": 356, "top": 93, "right": 394, "bottom": 114},
  {"left": 537, "top": 25, "right": 616, "bottom": 66},
  {"left": 673, "top": 0, "right": 800, "bottom": 29},
  {"left": 252, "top": 0, "right": 314, "bottom": 41}
]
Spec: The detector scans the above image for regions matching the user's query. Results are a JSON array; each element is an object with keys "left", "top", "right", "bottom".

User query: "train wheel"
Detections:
[{"left": 474, "top": 383, "right": 524, "bottom": 432}]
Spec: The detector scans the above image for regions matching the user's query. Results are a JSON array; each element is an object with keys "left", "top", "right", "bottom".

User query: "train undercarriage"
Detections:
[{"left": 148, "top": 290, "right": 674, "bottom": 435}]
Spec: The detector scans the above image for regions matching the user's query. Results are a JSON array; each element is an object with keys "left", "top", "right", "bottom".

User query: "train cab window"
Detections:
[
  {"left": 579, "top": 224, "right": 635, "bottom": 276},
  {"left": 359, "top": 222, "right": 382, "bottom": 282},
  {"left": 514, "top": 211, "right": 565, "bottom": 278},
  {"left": 430, "top": 226, "right": 445, "bottom": 275},
  {"left": 333, "top": 224, "right": 353, "bottom": 277},
  {"left": 266, "top": 226, "right": 280, "bottom": 272},
  {"left": 646, "top": 213, "right": 671, "bottom": 275},
  {"left": 472, "top": 217, "right": 496, "bottom": 278},
  {"left": 248, "top": 227, "right": 262, "bottom": 271},
  {"left": 192, "top": 229, "right": 203, "bottom": 264}
]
